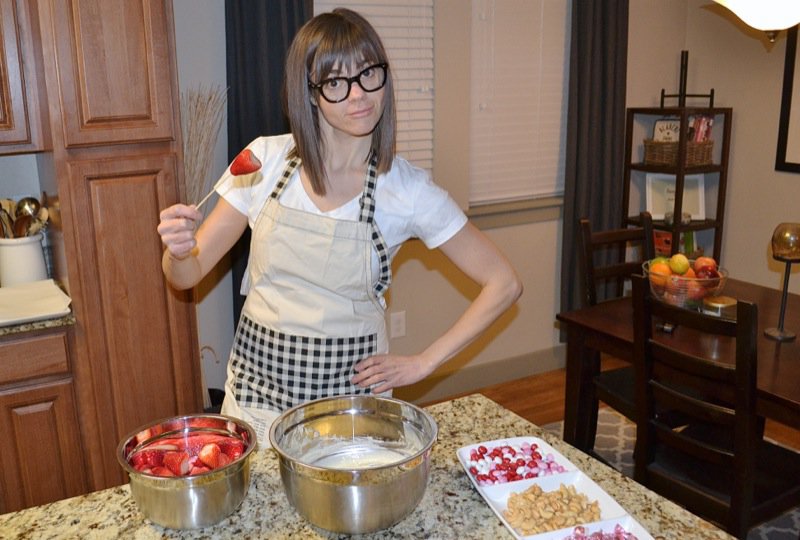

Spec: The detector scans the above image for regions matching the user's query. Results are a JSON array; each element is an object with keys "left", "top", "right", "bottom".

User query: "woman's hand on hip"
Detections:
[
  {"left": 352, "top": 354, "right": 435, "bottom": 394},
  {"left": 157, "top": 204, "right": 203, "bottom": 259}
]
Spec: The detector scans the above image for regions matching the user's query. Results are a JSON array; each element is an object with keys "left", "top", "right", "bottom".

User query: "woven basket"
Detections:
[{"left": 643, "top": 139, "right": 713, "bottom": 167}]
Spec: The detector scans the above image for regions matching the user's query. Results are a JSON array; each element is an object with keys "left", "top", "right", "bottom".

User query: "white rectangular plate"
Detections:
[
  {"left": 457, "top": 436, "right": 577, "bottom": 491},
  {"left": 456, "top": 437, "right": 654, "bottom": 540},
  {"left": 522, "top": 515, "right": 655, "bottom": 540}
]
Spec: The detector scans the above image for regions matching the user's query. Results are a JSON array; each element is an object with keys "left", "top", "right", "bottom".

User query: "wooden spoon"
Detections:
[
  {"left": 13, "top": 214, "right": 32, "bottom": 238},
  {"left": 0, "top": 208, "right": 13, "bottom": 238}
]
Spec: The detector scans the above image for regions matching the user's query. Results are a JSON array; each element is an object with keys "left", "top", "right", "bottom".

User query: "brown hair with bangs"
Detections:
[{"left": 284, "top": 8, "right": 396, "bottom": 195}]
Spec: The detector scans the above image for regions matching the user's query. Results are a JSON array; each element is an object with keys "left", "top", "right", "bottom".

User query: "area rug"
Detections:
[{"left": 542, "top": 409, "right": 800, "bottom": 540}]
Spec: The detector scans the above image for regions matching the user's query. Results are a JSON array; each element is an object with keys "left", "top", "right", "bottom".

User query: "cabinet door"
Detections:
[
  {"left": 65, "top": 152, "right": 201, "bottom": 486},
  {"left": 0, "top": 0, "right": 47, "bottom": 152},
  {"left": 0, "top": 378, "right": 87, "bottom": 513},
  {"left": 42, "top": 0, "right": 175, "bottom": 147}
]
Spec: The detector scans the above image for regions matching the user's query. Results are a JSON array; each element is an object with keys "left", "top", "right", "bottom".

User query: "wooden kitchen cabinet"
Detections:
[
  {"left": 64, "top": 153, "right": 201, "bottom": 462},
  {"left": 30, "top": 0, "right": 203, "bottom": 493},
  {"left": 0, "top": 0, "right": 49, "bottom": 153},
  {"left": 43, "top": 0, "right": 175, "bottom": 147},
  {"left": 0, "top": 326, "right": 87, "bottom": 513}
]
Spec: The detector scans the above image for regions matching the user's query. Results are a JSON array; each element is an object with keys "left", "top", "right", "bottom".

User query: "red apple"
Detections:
[
  {"left": 693, "top": 256, "right": 717, "bottom": 274},
  {"left": 696, "top": 267, "right": 720, "bottom": 280}
]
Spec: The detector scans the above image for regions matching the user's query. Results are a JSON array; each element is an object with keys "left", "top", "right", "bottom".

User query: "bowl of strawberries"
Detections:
[
  {"left": 117, "top": 414, "right": 257, "bottom": 529},
  {"left": 643, "top": 253, "right": 727, "bottom": 310}
]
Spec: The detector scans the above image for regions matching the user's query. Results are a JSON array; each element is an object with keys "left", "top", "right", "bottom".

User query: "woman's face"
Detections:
[{"left": 314, "top": 61, "right": 386, "bottom": 139}]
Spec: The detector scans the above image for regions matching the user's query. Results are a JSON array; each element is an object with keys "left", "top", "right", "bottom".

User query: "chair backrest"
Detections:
[
  {"left": 631, "top": 273, "right": 759, "bottom": 536},
  {"left": 578, "top": 212, "right": 654, "bottom": 306}
]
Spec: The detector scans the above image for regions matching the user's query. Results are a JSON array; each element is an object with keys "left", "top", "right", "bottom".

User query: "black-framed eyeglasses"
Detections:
[{"left": 308, "top": 63, "right": 388, "bottom": 103}]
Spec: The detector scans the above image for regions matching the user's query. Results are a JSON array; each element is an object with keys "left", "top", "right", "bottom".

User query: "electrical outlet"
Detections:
[{"left": 390, "top": 310, "right": 406, "bottom": 338}]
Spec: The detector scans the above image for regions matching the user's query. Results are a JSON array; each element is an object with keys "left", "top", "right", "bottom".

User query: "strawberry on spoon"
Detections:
[
  {"left": 229, "top": 148, "right": 262, "bottom": 176},
  {"left": 195, "top": 148, "right": 262, "bottom": 209}
]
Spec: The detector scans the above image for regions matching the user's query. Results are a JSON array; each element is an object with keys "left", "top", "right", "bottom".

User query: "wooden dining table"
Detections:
[{"left": 556, "top": 277, "right": 800, "bottom": 452}]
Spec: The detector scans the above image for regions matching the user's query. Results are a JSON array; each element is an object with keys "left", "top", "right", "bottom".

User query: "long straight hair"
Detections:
[{"left": 284, "top": 8, "right": 396, "bottom": 195}]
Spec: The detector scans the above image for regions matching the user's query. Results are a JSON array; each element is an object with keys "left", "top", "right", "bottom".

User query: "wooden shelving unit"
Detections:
[{"left": 621, "top": 106, "right": 732, "bottom": 263}]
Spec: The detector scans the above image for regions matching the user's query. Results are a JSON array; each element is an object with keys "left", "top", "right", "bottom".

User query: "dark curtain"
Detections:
[
  {"left": 225, "top": 0, "right": 313, "bottom": 326},
  {"left": 560, "top": 0, "right": 629, "bottom": 318}
]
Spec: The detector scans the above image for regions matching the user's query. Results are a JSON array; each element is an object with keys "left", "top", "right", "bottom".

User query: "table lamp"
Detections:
[{"left": 765, "top": 223, "right": 800, "bottom": 341}]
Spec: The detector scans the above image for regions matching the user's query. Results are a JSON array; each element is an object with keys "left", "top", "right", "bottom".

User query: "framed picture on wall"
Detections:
[
  {"left": 645, "top": 173, "right": 706, "bottom": 221},
  {"left": 776, "top": 25, "right": 800, "bottom": 172}
]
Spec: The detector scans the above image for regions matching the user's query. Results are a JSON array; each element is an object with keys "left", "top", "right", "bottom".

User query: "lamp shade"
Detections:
[{"left": 713, "top": 0, "right": 800, "bottom": 31}]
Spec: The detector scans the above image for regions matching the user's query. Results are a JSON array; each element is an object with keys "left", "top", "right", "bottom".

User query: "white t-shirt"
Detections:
[{"left": 217, "top": 134, "right": 468, "bottom": 284}]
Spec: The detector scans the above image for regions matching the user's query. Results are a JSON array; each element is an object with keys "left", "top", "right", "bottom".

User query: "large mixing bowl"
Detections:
[
  {"left": 269, "top": 395, "right": 438, "bottom": 534},
  {"left": 117, "top": 414, "right": 256, "bottom": 529}
]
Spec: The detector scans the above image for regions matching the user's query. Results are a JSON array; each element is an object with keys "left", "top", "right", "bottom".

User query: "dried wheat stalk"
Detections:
[{"left": 180, "top": 85, "right": 227, "bottom": 214}]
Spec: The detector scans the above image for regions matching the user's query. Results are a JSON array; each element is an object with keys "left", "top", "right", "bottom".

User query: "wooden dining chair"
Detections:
[
  {"left": 579, "top": 212, "right": 654, "bottom": 307},
  {"left": 577, "top": 212, "right": 654, "bottom": 462},
  {"left": 631, "top": 274, "right": 800, "bottom": 539}
]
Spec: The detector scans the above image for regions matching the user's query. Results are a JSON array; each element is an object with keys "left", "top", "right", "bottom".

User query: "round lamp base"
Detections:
[{"left": 764, "top": 327, "right": 797, "bottom": 342}]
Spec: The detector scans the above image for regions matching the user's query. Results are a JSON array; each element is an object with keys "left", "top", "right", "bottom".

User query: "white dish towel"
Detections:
[{"left": 0, "top": 279, "right": 72, "bottom": 327}]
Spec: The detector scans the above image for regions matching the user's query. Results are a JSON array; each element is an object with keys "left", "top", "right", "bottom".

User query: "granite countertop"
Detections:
[
  {"left": 0, "top": 394, "right": 733, "bottom": 540},
  {"left": 0, "top": 313, "right": 75, "bottom": 338}
]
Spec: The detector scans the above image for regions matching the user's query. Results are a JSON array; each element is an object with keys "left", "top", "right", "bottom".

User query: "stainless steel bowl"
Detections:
[
  {"left": 117, "top": 414, "right": 257, "bottom": 529},
  {"left": 269, "top": 395, "right": 438, "bottom": 534}
]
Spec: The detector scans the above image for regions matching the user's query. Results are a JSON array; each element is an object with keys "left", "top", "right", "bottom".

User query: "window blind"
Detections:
[
  {"left": 469, "top": 0, "right": 569, "bottom": 205},
  {"left": 314, "top": 0, "right": 434, "bottom": 172},
  {"left": 313, "top": 1, "right": 569, "bottom": 204}
]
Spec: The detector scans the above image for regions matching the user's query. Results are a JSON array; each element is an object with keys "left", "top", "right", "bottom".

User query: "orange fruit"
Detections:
[{"left": 648, "top": 261, "right": 672, "bottom": 289}]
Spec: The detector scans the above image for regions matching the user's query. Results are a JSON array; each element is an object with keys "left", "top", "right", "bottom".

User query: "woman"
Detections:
[{"left": 158, "top": 8, "right": 522, "bottom": 444}]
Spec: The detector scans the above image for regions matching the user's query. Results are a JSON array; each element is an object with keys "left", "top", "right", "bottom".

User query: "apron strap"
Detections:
[
  {"left": 269, "top": 158, "right": 301, "bottom": 200},
  {"left": 359, "top": 156, "right": 392, "bottom": 296}
]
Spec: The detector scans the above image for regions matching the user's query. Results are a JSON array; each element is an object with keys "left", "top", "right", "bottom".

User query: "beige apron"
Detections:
[{"left": 221, "top": 157, "right": 391, "bottom": 444}]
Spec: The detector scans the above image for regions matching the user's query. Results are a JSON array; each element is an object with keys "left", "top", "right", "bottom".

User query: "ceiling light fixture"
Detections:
[{"left": 713, "top": 0, "right": 800, "bottom": 42}]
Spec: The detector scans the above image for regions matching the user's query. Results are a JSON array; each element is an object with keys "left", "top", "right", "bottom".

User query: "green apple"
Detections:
[{"left": 668, "top": 253, "right": 690, "bottom": 275}]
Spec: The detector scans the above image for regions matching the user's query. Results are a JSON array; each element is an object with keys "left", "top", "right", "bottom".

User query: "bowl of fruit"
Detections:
[
  {"left": 643, "top": 253, "right": 727, "bottom": 309},
  {"left": 117, "top": 414, "right": 256, "bottom": 529}
]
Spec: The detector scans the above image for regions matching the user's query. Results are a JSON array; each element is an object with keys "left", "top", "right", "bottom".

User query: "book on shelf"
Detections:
[
  {"left": 654, "top": 230, "right": 702, "bottom": 258},
  {"left": 687, "top": 115, "right": 713, "bottom": 142}
]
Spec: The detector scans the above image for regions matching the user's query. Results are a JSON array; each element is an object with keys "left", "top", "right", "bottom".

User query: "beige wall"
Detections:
[
  {"left": 176, "top": 1, "right": 800, "bottom": 405},
  {"left": 394, "top": 0, "right": 565, "bottom": 403},
  {"left": 402, "top": 0, "right": 800, "bottom": 403},
  {"left": 684, "top": 1, "right": 799, "bottom": 292},
  {"left": 629, "top": 1, "right": 799, "bottom": 291}
]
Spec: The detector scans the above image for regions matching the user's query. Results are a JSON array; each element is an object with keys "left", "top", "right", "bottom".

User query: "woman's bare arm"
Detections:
[{"left": 158, "top": 198, "right": 248, "bottom": 290}]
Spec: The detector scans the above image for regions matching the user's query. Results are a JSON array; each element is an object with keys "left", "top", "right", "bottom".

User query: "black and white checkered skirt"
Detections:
[{"left": 230, "top": 314, "right": 375, "bottom": 412}]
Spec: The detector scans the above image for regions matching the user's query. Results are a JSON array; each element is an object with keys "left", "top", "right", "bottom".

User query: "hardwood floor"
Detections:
[{"left": 431, "top": 360, "right": 800, "bottom": 452}]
